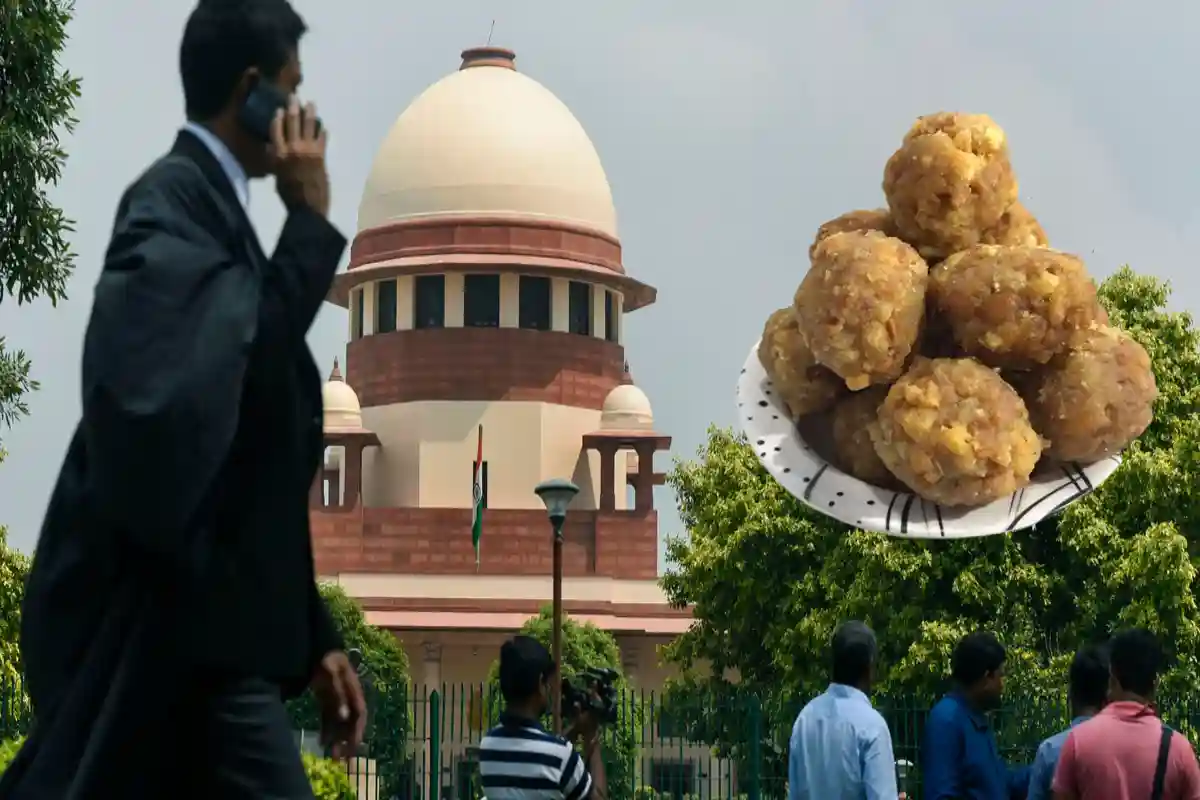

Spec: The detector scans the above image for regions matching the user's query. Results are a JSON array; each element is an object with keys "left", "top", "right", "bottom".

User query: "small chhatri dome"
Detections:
[
  {"left": 600, "top": 384, "right": 654, "bottom": 431},
  {"left": 322, "top": 358, "right": 364, "bottom": 432},
  {"left": 356, "top": 45, "right": 618, "bottom": 238}
]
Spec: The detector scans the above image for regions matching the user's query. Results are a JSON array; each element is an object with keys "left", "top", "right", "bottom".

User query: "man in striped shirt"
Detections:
[{"left": 480, "top": 636, "right": 608, "bottom": 800}]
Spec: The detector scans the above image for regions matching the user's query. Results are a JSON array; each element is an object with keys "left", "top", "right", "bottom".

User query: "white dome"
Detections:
[
  {"left": 600, "top": 384, "right": 653, "bottom": 431},
  {"left": 356, "top": 48, "right": 618, "bottom": 238},
  {"left": 323, "top": 360, "right": 363, "bottom": 432}
]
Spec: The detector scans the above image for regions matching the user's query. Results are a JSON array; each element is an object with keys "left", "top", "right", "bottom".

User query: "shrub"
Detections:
[
  {"left": 0, "top": 736, "right": 23, "bottom": 773},
  {"left": 303, "top": 751, "right": 357, "bottom": 800}
]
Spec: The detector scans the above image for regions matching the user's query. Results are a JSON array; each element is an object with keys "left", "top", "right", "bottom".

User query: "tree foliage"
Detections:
[
  {"left": 0, "top": 450, "right": 30, "bottom": 685},
  {"left": 0, "top": 0, "right": 81, "bottom": 439},
  {"left": 485, "top": 608, "right": 644, "bottom": 800},
  {"left": 660, "top": 267, "right": 1200, "bottom": 780},
  {"left": 288, "top": 584, "right": 411, "bottom": 798}
]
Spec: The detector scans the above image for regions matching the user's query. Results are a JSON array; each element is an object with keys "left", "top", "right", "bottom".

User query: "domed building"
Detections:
[{"left": 310, "top": 47, "right": 689, "bottom": 700}]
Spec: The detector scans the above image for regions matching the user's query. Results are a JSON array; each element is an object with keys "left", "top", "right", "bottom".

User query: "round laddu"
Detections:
[
  {"left": 929, "top": 245, "right": 1104, "bottom": 370},
  {"left": 809, "top": 209, "right": 896, "bottom": 260},
  {"left": 870, "top": 357, "right": 1043, "bottom": 507},
  {"left": 830, "top": 388, "right": 902, "bottom": 489},
  {"left": 757, "top": 306, "right": 845, "bottom": 419},
  {"left": 979, "top": 201, "right": 1048, "bottom": 248},
  {"left": 795, "top": 230, "right": 929, "bottom": 391},
  {"left": 883, "top": 112, "right": 1019, "bottom": 260},
  {"left": 1025, "top": 325, "right": 1157, "bottom": 462}
]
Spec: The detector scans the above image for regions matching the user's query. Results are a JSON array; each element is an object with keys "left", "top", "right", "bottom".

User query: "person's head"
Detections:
[
  {"left": 498, "top": 635, "right": 556, "bottom": 718},
  {"left": 830, "top": 621, "right": 878, "bottom": 690},
  {"left": 951, "top": 631, "right": 1007, "bottom": 709},
  {"left": 1108, "top": 628, "right": 1162, "bottom": 702},
  {"left": 1068, "top": 644, "right": 1110, "bottom": 715},
  {"left": 179, "top": 0, "right": 307, "bottom": 177}
]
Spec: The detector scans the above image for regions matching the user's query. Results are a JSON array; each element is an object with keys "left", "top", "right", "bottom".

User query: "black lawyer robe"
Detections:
[{"left": 0, "top": 130, "right": 346, "bottom": 798}]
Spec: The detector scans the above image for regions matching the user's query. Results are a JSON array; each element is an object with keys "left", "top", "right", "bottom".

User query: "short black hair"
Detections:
[
  {"left": 1109, "top": 628, "right": 1162, "bottom": 697},
  {"left": 1068, "top": 644, "right": 1110, "bottom": 709},
  {"left": 180, "top": 0, "right": 307, "bottom": 120},
  {"left": 498, "top": 635, "right": 555, "bottom": 703},
  {"left": 951, "top": 631, "right": 1006, "bottom": 685},
  {"left": 831, "top": 621, "right": 877, "bottom": 685}
]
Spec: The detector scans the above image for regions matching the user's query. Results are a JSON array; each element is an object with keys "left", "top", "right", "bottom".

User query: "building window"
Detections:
[
  {"left": 519, "top": 276, "right": 552, "bottom": 330},
  {"left": 351, "top": 288, "right": 364, "bottom": 339},
  {"left": 471, "top": 461, "right": 489, "bottom": 509},
  {"left": 464, "top": 274, "right": 501, "bottom": 327},
  {"left": 568, "top": 281, "right": 592, "bottom": 335},
  {"left": 414, "top": 275, "right": 445, "bottom": 329},
  {"left": 376, "top": 279, "right": 397, "bottom": 334},
  {"left": 604, "top": 290, "right": 618, "bottom": 342},
  {"left": 650, "top": 760, "right": 695, "bottom": 800}
]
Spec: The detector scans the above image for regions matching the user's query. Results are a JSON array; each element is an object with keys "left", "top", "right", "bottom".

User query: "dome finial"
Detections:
[
  {"left": 329, "top": 358, "right": 343, "bottom": 382},
  {"left": 460, "top": 46, "right": 516, "bottom": 71}
]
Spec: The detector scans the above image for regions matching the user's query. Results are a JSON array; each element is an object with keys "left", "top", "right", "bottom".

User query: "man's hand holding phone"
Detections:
[{"left": 270, "top": 96, "right": 330, "bottom": 217}]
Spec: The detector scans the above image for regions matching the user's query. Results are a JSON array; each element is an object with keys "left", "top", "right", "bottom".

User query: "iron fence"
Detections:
[{"left": 1, "top": 680, "right": 1198, "bottom": 800}]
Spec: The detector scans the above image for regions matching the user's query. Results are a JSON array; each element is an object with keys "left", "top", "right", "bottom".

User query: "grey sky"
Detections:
[{"left": 2, "top": 1, "right": 1198, "bottom": 569}]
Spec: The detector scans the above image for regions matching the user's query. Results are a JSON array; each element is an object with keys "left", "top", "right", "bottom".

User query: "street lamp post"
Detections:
[{"left": 534, "top": 478, "right": 580, "bottom": 735}]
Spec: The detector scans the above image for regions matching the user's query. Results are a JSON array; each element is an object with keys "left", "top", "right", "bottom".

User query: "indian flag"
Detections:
[{"left": 471, "top": 424, "right": 484, "bottom": 569}]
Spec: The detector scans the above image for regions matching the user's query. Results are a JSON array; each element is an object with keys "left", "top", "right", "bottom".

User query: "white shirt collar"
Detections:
[{"left": 182, "top": 121, "right": 250, "bottom": 210}]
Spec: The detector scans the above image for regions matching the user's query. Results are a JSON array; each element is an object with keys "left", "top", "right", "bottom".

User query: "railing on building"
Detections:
[{"left": 2, "top": 680, "right": 1200, "bottom": 800}]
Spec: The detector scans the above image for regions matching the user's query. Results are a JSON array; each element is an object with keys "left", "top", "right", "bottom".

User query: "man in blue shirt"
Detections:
[
  {"left": 922, "top": 632, "right": 1030, "bottom": 800},
  {"left": 1026, "top": 644, "right": 1108, "bottom": 800},
  {"left": 789, "top": 621, "right": 902, "bottom": 800}
]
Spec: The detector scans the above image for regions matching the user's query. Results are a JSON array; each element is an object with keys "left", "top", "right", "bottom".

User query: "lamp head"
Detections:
[{"left": 534, "top": 478, "right": 580, "bottom": 523}]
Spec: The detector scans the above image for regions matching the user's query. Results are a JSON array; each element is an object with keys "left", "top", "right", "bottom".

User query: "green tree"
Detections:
[
  {"left": 0, "top": 0, "right": 82, "bottom": 438},
  {"left": 288, "top": 583, "right": 411, "bottom": 798},
  {"left": 484, "top": 608, "right": 644, "bottom": 800},
  {"left": 0, "top": 0, "right": 81, "bottom": 693},
  {"left": 659, "top": 267, "right": 1200, "bottom": 788}
]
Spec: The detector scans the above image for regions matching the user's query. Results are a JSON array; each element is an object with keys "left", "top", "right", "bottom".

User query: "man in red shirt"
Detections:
[{"left": 1053, "top": 628, "right": 1200, "bottom": 800}]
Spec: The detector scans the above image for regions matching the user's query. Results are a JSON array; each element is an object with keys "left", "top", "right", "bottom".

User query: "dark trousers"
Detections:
[{"left": 175, "top": 676, "right": 314, "bottom": 800}]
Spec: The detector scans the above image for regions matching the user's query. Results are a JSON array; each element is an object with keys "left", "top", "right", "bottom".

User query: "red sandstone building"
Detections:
[{"left": 310, "top": 46, "right": 692, "bottom": 695}]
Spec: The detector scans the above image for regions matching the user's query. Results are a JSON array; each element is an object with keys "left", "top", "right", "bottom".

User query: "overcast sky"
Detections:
[{"left": 2, "top": 1, "right": 1198, "bottom": 569}]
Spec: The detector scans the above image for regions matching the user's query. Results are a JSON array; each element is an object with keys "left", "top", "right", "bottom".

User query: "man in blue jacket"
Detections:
[{"left": 922, "top": 632, "right": 1030, "bottom": 799}]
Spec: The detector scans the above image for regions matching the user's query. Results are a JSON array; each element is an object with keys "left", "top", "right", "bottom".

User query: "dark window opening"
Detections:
[
  {"left": 414, "top": 275, "right": 445, "bottom": 329},
  {"left": 471, "top": 461, "right": 489, "bottom": 509},
  {"left": 351, "top": 289, "right": 364, "bottom": 339},
  {"left": 568, "top": 281, "right": 592, "bottom": 335},
  {"left": 604, "top": 290, "right": 618, "bottom": 342},
  {"left": 519, "top": 276, "right": 552, "bottom": 330},
  {"left": 464, "top": 274, "right": 501, "bottom": 328},
  {"left": 376, "top": 279, "right": 397, "bottom": 333}
]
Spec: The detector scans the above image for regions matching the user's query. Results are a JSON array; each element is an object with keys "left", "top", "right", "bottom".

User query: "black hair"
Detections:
[
  {"left": 950, "top": 631, "right": 1006, "bottom": 686},
  {"left": 498, "top": 635, "right": 555, "bottom": 703},
  {"left": 1068, "top": 643, "right": 1110, "bottom": 709},
  {"left": 180, "top": 0, "right": 307, "bottom": 120},
  {"left": 831, "top": 621, "right": 877, "bottom": 686},
  {"left": 1109, "top": 628, "right": 1162, "bottom": 698}
]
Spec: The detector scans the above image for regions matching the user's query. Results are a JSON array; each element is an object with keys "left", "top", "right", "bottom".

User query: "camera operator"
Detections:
[{"left": 480, "top": 636, "right": 608, "bottom": 800}]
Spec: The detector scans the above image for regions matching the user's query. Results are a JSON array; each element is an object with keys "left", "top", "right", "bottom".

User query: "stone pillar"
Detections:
[
  {"left": 422, "top": 642, "right": 443, "bottom": 692},
  {"left": 343, "top": 443, "right": 365, "bottom": 509},
  {"left": 597, "top": 442, "right": 618, "bottom": 512},
  {"left": 620, "top": 644, "right": 639, "bottom": 687},
  {"left": 633, "top": 441, "right": 657, "bottom": 511}
]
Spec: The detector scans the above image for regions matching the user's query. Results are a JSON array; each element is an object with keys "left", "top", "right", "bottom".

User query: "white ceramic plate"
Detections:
[{"left": 737, "top": 340, "right": 1122, "bottom": 538}]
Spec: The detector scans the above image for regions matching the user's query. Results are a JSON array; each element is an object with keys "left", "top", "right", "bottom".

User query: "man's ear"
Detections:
[{"left": 234, "top": 66, "right": 261, "bottom": 105}]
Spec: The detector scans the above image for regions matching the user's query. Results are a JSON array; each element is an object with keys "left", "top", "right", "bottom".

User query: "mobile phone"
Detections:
[{"left": 238, "top": 80, "right": 322, "bottom": 142}]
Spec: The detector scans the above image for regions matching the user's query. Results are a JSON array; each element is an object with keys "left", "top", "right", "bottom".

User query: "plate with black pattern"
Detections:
[{"left": 737, "top": 340, "right": 1122, "bottom": 538}]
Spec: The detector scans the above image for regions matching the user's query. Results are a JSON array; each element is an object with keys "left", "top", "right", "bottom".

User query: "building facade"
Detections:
[{"left": 310, "top": 46, "right": 691, "bottom": 697}]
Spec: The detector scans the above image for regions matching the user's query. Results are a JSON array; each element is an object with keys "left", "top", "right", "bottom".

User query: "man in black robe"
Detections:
[{"left": 0, "top": 1, "right": 365, "bottom": 796}]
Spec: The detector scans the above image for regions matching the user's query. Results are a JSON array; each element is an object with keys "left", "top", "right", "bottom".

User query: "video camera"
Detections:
[{"left": 561, "top": 667, "right": 620, "bottom": 725}]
